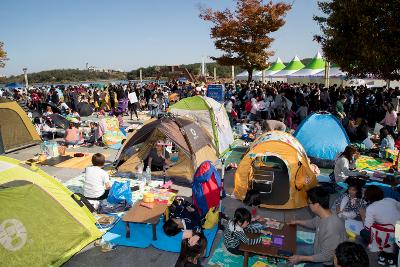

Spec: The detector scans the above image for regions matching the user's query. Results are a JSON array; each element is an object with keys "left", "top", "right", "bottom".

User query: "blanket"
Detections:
[
  {"left": 207, "top": 232, "right": 314, "bottom": 267},
  {"left": 356, "top": 155, "right": 392, "bottom": 171},
  {"left": 102, "top": 218, "right": 218, "bottom": 257},
  {"left": 63, "top": 174, "right": 174, "bottom": 204}
]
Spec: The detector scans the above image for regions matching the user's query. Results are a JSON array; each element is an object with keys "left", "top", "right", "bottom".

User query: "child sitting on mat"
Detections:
[
  {"left": 163, "top": 197, "right": 203, "bottom": 236},
  {"left": 224, "top": 207, "right": 270, "bottom": 255},
  {"left": 83, "top": 153, "right": 111, "bottom": 200}
]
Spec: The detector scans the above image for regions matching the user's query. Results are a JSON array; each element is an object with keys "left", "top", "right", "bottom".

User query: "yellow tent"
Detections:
[
  {"left": 0, "top": 101, "right": 41, "bottom": 152},
  {"left": 234, "top": 131, "right": 318, "bottom": 209},
  {"left": 0, "top": 156, "right": 102, "bottom": 266}
]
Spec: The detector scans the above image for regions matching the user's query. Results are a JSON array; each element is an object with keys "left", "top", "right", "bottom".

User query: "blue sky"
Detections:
[{"left": 1, "top": 0, "right": 321, "bottom": 76}]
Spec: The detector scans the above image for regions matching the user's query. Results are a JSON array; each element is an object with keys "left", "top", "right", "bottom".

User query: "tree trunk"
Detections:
[{"left": 247, "top": 69, "right": 253, "bottom": 85}]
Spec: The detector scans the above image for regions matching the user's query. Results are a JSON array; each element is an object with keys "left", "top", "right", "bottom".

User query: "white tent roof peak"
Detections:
[
  {"left": 276, "top": 57, "right": 283, "bottom": 63},
  {"left": 315, "top": 51, "right": 323, "bottom": 59},
  {"left": 293, "top": 55, "right": 301, "bottom": 61}
]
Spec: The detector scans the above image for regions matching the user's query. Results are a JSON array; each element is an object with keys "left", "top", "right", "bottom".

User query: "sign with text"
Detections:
[{"left": 206, "top": 84, "right": 225, "bottom": 103}]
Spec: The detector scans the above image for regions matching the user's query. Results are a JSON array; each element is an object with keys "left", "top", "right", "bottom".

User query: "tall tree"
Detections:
[
  {"left": 0, "top": 42, "right": 8, "bottom": 68},
  {"left": 314, "top": 0, "right": 400, "bottom": 81},
  {"left": 200, "top": 0, "right": 291, "bottom": 83}
]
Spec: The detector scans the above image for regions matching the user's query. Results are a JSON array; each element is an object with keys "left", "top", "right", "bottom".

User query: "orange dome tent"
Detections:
[{"left": 234, "top": 131, "right": 318, "bottom": 209}]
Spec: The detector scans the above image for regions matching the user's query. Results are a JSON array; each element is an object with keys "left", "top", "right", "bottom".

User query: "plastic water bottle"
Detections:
[
  {"left": 145, "top": 166, "right": 152, "bottom": 185},
  {"left": 137, "top": 161, "right": 144, "bottom": 179}
]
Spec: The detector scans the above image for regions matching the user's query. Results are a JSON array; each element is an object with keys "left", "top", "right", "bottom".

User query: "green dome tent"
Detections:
[
  {"left": 0, "top": 156, "right": 102, "bottom": 266},
  {"left": 170, "top": 96, "right": 234, "bottom": 156},
  {"left": 272, "top": 55, "right": 305, "bottom": 76}
]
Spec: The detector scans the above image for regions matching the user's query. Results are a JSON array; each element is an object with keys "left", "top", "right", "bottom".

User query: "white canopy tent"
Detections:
[
  {"left": 312, "top": 67, "right": 346, "bottom": 78},
  {"left": 264, "top": 57, "right": 286, "bottom": 76},
  {"left": 272, "top": 55, "right": 305, "bottom": 77},
  {"left": 235, "top": 70, "right": 262, "bottom": 81}
]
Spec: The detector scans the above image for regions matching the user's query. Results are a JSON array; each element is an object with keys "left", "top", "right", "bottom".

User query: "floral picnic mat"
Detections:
[{"left": 63, "top": 174, "right": 176, "bottom": 205}]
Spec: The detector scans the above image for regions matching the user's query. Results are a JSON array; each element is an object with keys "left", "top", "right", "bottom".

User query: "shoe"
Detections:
[
  {"left": 377, "top": 251, "right": 387, "bottom": 266},
  {"left": 94, "top": 239, "right": 102, "bottom": 247},
  {"left": 386, "top": 252, "right": 396, "bottom": 267},
  {"left": 101, "top": 242, "right": 115, "bottom": 252}
]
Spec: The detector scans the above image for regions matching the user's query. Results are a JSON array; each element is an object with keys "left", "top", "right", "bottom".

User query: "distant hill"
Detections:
[
  {"left": 0, "top": 69, "right": 126, "bottom": 84},
  {"left": 126, "top": 62, "right": 245, "bottom": 80}
]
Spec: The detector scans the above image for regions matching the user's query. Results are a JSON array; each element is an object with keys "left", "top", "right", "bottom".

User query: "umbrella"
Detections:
[
  {"left": 77, "top": 102, "right": 94, "bottom": 117},
  {"left": 41, "top": 102, "right": 61, "bottom": 114},
  {"left": 48, "top": 114, "right": 69, "bottom": 129}
]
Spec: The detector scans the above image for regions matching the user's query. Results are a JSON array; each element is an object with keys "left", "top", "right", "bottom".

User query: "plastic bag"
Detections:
[
  {"left": 203, "top": 207, "right": 219, "bottom": 229},
  {"left": 368, "top": 223, "right": 395, "bottom": 253},
  {"left": 107, "top": 180, "right": 132, "bottom": 205},
  {"left": 98, "top": 199, "right": 130, "bottom": 213}
]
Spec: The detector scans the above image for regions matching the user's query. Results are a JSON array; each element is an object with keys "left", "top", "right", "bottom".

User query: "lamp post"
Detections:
[{"left": 22, "top": 68, "right": 28, "bottom": 88}]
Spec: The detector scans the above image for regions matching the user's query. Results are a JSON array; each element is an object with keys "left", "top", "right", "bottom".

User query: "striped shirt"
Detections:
[{"left": 224, "top": 221, "right": 262, "bottom": 250}]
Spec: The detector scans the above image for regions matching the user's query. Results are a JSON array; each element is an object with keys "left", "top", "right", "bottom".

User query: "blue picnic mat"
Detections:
[
  {"left": 102, "top": 217, "right": 218, "bottom": 256},
  {"left": 152, "top": 218, "right": 218, "bottom": 257},
  {"left": 102, "top": 220, "right": 153, "bottom": 248}
]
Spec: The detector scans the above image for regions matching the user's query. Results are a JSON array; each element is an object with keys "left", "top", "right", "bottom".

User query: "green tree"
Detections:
[
  {"left": 199, "top": 0, "right": 291, "bottom": 83},
  {"left": 314, "top": 0, "right": 400, "bottom": 80},
  {"left": 0, "top": 42, "right": 8, "bottom": 68}
]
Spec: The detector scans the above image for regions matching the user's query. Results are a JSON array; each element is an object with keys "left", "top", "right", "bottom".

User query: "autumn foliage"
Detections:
[
  {"left": 314, "top": 0, "right": 400, "bottom": 81},
  {"left": 0, "top": 42, "right": 7, "bottom": 68},
  {"left": 200, "top": 0, "right": 291, "bottom": 83}
]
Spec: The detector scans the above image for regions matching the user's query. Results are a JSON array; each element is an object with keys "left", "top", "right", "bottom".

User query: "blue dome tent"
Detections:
[{"left": 294, "top": 112, "right": 350, "bottom": 167}]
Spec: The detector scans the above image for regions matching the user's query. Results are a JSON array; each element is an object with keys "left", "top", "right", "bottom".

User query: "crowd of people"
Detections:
[{"left": 3, "top": 79, "right": 400, "bottom": 266}]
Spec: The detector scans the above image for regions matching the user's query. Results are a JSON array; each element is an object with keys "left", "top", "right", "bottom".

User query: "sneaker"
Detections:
[
  {"left": 386, "top": 252, "right": 396, "bottom": 267},
  {"left": 377, "top": 251, "right": 387, "bottom": 266}
]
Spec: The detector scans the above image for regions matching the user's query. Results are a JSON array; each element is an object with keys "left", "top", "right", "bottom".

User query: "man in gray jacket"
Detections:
[{"left": 289, "top": 187, "right": 347, "bottom": 266}]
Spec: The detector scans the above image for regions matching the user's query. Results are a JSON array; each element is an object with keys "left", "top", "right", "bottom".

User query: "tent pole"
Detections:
[{"left": 218, "top": 158, "right": 225, "bottom": 230}]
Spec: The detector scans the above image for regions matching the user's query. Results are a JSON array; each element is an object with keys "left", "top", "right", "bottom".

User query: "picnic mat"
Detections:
[
  {"left": 223, "top": 139, "right": 248, "bottom": 166},
  {"left": 207, "top": 232, "right": 315, "bottom": 267},
  {"left": 102, "top": 218, "right": 218, "bottom": 257},
  {"left": 206, "top": 239, "right": 284, "bottom": 267},
  {"left": 101, "top": 220, "right": 153, "bottom": 248},
  {"left": 38, "top": 155, "right": 73, "bottom": 166},
  {"left": 29, "top": 152, "right": 99, "bottom": 169},
  {"left": 356, "top": 155, "right": 392, "bottom": 171},
  {"left": 53, "top": 152, "right": 95, "bottom": 169},
  {"left": 63, "top": 174, "right": 175, "bottom": 204},
  {"left": 152, "top": 218, "right": 218, "bottom": 257},
  {"left": 94, "top": 213, "right": 123, "bottom": 233}
]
